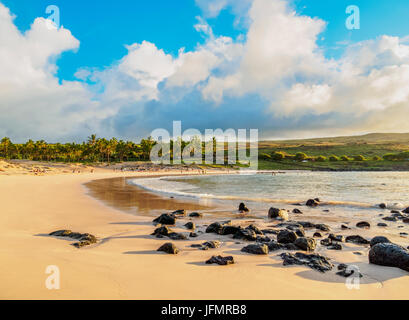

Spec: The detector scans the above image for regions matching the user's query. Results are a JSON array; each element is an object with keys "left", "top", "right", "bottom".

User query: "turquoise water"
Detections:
[{"left": 129, "top": 171, "right": 409, "bottom": 210}]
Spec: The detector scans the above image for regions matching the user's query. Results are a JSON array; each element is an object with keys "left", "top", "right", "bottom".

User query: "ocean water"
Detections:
[{"left": 128, "top": 171, "right": 409, "bottom": 211}]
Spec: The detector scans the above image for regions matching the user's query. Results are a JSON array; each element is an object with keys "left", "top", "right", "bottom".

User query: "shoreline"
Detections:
[{"left": 1, "top": 162, "right": 409, "bottom": 299}]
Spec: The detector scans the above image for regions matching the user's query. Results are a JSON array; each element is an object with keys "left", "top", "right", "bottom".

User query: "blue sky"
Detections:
[
  {"left": 1, "top": 0, "right": 409, "bottom": 142},
  {"left": 4, "top": 0, "right": 409, "bottom": 81}
]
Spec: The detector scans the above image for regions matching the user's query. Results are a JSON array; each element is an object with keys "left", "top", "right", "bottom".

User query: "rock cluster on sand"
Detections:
[
  {"left": 151, "top": 226, "right": 187, "bottom": 240},
  {"left": 206, "top": 255, "right": 234, "bottom": 265},
  {"left": 157, "top": 242, "right": 179, "bottom": 254},
  {"left": 345, "top": 235, "right": 370, "bottom": 245},
  {"left": 280, "top": 252, "right": 333, "bottom": 272},
  {"left": 49, "top": 230, "right": 97, "bottom": 248}
]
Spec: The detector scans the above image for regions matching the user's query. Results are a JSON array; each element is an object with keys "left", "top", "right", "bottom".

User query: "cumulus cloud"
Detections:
[
  {"left": 2, "top": 0, "right": 409, "bottom": 142},
  {"left": 0, "top": 3, "right": 102, "bottom": 142}
]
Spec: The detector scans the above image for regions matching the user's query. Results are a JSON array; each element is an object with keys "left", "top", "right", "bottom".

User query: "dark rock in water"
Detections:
[
  {"left": 341, "top": 225, "right": 350, "bottom": 230},
  {"left": 377, "top": 223, "right": 388, "bottom": 227},
  {"left": 153, "top": 213, "right": 176, "bottom": 225},
  {"left": 400, "top": 233, "right": 408, "bottom": 237},
  {"left": 241, "top": 244, "right": 269, "bottom": 255},
  {"left": 220, "top": 225, "right": 241, "bottom": 235},
  {"left": 280, "top": 252, "right": 333, "bottom": 272},
  {"left": 261, "top": 229, "right": 279, "bottom": 235},
  {"left": 353, "top": 252, "right": 363, "bottom": 256},
  {"left": 233, "top": 228, "right": 257, "bottom": 241},
  {"left": 206, "top": 255, "right": 234, "bottom": 265},
  {"left": 306, "top": 199, "right": 320, "bottom": 207},
  {"left": 184, "top": 222, "right": 195, "bottom": 230},
  {"left": 320, "top": 238, "right": 332, "bottom": 246},
  {"left": 172, "top": 209, "right": 186, "bottom": 217},
  {"left": 168, "top": 232, "right": 188, "bottom": 240},
  {"left": 323, "top": 209, "right": 330, "bottom": 212},
  {"left": 403, "top": 207, "right": 409, "bottom": 214},
  {"left": 189, "top": 232, "right": 198, "bottom": 238},
  {"left": 277, "top": 230, "right": 298, "bottom": 244},
  {"left": 314, "top": 198, "right": 321, "bottom": 202},
  {"left": 189, "top": 212, "right": 202, "bottom": 218},
  {"left": 152, "top": 226, "right": 172, "bottom": 237},
  {"left": 157, "top": 242, "right": 179, "bottom": 254},
  {"left": 294, "top": 237, "right": 316, "bottom": 251},
  {"left": 202, "top": 240, "right": 221, "bottom": 249},
  {"left": 315, "top": 224, "right": 330, "bottom": 232},
  {"left": 379, "top": 203, "right": 387, "bottom": 209},
  {"left": 345, "top": 235, "right": 370, "bottom": 245},
  {"left": 292, "top": 208, "right": 303, "bottom": 214},
  {"left": 268, "top": 207, "right": 288, "bottom": 220},
  {"left": 403, "top": 218, "right": 409, "bottom": 224},
  {"left": 328, "top": 234, "right": 345, "bottom": 242},
  {"left": 238, "top": 203, "right": 249, "bottom": 213},
  {"left": 382, "top": 216, "right": 398, "bottom": 222},
  {"left": 246, "top": 224, "right": 263, "bottom": 235},
  {"left": 391, "top": 210, "right": 401, "bottom": 214},
  {"left": 313, "top": 232, "right": 322, "bottom": 238},
  {"left": 336, "top": 264, "right": 363, "bottom": 278},
  {"left": 328, "top": 243, "right": 343, "bottom": 250},
  {"left": 370, "top": 236, "right": 391, "bottom": 248},
  {"left": 369, "top": 243, "right": 409, "bottom": 272},
  {"left": 356, "top": 221, "right": 371, "bottom": 229}
]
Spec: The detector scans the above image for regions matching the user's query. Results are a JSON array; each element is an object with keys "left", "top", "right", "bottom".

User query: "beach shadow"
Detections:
[
  {"left": 110, "top": 221, "right": 153, "bottom": 226},
  {"left": 123, "top": 250, "right": 160, "bottom": 255},
  {"left": 34, "top": 233, "right": 73, "bottom": 242}
]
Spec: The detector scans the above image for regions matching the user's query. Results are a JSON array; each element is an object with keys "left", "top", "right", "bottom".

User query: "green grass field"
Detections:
[{"left": 257, "top": 132, "right": 409, "bottom": 171}]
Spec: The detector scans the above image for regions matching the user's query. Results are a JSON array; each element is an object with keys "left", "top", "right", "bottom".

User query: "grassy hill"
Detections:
[{"left": 257, "top": 132, "right": 409, "bottom": 171}]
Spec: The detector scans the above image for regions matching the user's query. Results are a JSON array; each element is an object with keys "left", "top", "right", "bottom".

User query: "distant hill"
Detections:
[{"left": 259, "top": 132, "right": 409, "bottom": 149}]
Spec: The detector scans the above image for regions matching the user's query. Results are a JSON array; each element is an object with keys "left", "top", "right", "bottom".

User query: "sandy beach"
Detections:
[{"left": 1, "top": 160, "right": 409, "bottom": 300}]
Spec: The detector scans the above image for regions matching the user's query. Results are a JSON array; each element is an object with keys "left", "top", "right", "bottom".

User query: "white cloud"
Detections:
[{"left": 2, "top": 0, "right": 409, "bottom": 141}]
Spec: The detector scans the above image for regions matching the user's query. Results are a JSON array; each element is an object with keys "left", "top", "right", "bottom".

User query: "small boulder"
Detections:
[
  {"left": 328, "top": 243, "right": 343, "bottom": 250},
  {"left": 402, "top": 207, "right": 409, "bottom": 214},
  {"left": 345, "top": 235, "right": 370, "bottom": 245},
  {"left": 157, "top": 243, "right": 179, "bottom": 254},
  {"left": 356, "top": 221, "right": 371, "bottom": 229},
  {"left": 172, "top": 209, "right": 186, "bottom": 217},
  {"left": 370, "top": 236, "right": 391, "bottom": 247},
  {"left": 220, "top": 225, "right": 241, "bottom": 235},
  {"left": 206, "top": 255, "right": 234, "bottom": 265},
  {"left": 328, "top": 234, "right": 345, "bottom": 242},
  {"left": 382, "top": 216, "right": 398, "bottom": 222},
  {"left": 377, "top": 223, "right": 388, "bottom": 227},
  {"left": 268, "top": 207, "right": 289, "bottom": 220},
  {"left": 189, "top": 212, "right": 202, "bottom": 218},
  {"left": 379, "top": 203, "right": 387, "bottom": 209},
  {"left": 369, "top": 243, "right": 409, "bottom": 272},
  {"left": 152, "top": 226, "right": 172, "bottom": 237},
  {"left": 238, "top": 203, "right": 249, "bottom": 213},
  {"left": 313, "top": 232, "right": 322, "bottom": 238},
  {"left": 184, "top": 222, "right": 195, "bottom": 230},
  {"left": 292, "top": 208, "right": 303, "bottom": 214},
  {"left": 241, "top": 244, "right": 269, "bottom": 255},
  {"left": 315, "top": 224, "right": 330, "bottom": 232},
  {"left": 233, "top": 228, "right": 257, "bottom": 241},
  {"left": 306, "top": 199, "right": 320, "bottom": 207},
  {"left": 277, "top": 230, "right": 298, "bottom": 244},
  {"left": 153, "top": 213, "right": 176, "bottom": 225},
  {"left": 294, "top": 237, "right": 317, "bottom": 251},
  {"left": 202, "top": 240, "right": 221, "bottom": 249},
  {"left": 168, "top": 232, "right": 188, "bottom": 240}
]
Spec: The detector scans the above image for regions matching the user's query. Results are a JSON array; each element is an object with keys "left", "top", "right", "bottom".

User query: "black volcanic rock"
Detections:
[
  {"left": 369, "top": 243, "right": 409, "bottom": 272},
  {"left": 157, "top": 242, "right": 179, "bottom": 254}
]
